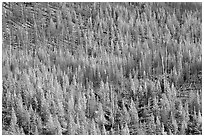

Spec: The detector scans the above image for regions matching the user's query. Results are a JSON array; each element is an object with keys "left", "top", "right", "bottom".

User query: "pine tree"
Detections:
[
  {"left": 137, "top": 122, "right": 146, "bottom": 135},
  {"left": 161, "top": 123, "right": 167, "bottom": 135},
  {"left": 10, "top": 107, "right": 17, "bottom": 133},
  {"left": 155, "top": 116, "right": 161, "bottom": 134},
  {"left": 89, "top": 119, "right": 97, "bottom": 135},
  {"left": 121, "top": 123, "right": 130, "bottom": 135},
  {"left": 86, "top": 88, "right": 97, "bottom": 118},
  {"left": 180, "top": 120, "right": 187, "bottom": 135},
  {"left": 40, "top": 98, "right": 50, "bottom": 123},
  {"left": 94, "top": 103, "right": 107, "bottom": 125},
  {"left": 67, "top": 111, "right": 76, "bottom": 135},
  {"left": 197, "top": 110, "right": 202, "bottom": 126},
  {"left": 19, "top": 126, "right": 25, "bottom": 135},
  {"left": 80, "top": 120, "right": 88, "bottom": 135},
  {"left": 122, "top": 100, "right": 130, "bottom": 124},
  {"left": 53, "top": 114, "right": 62, "bottom": 135},
  {"left": 128, "top": 100, "right": 139, "bottom": 134},
  {"left": 171, "top": 113, "right": 178, "bottom": 134},
  {"left": 43, "top": 114, "right": 55, "bottom": 135},
  {"left": 33, "top": 125, "right": 39, "bottom": 135},
  {"left": 36, "top": 113, "right": 43, "bottom": 134},
  {"left": 101, "top": 124, "right": 107, "bottom": 135},
  {"left": 148, "top": 114, "right": 156, "bottom": 135}
]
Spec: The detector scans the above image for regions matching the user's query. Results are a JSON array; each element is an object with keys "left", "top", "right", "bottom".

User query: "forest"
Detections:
[{"left": 2, "top": 2, "right": 202, "bottom": 135}]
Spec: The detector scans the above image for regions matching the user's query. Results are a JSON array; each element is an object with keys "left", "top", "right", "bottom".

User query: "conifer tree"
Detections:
[
  {"left": 101, "top": 124, "right": 107, "bottom": 135},
  {"left": 53, "top": 114, "right": 62, "bottom": 135},
  {"left": 43, "top": 113, "right": 55, "bottom": 135},
  {"left": 121, "top": 122, "right": 130, "bottom": 135},
  {"left": 180, "top": 120, "right": 187, "bottom": 135},
  {"left": 171, "top": 114, "right": 178, "bottom": 134},
  {"left": 129, "top": 99, "right": 139, "bottom": 124},
  {"left": 89, "top": 119, "right": 97, "bottom": 135},
  {"left": 155, "top": 116, "right": 161, "bottom": 134},
  {"left": 33, "top": 125, "right": 39, "bottom": 135},
  {"left": 67, "top": 111, "right": 76, "bottom": 135},
  {"left": 197, "top": 110, "right": 202, "bottom": 126},
  {"left": 161, "top": 123, "right": 167, "bottom": 135},
  {"left": 10, "top": 107, "right": 17, "bottom": 133},
  {"left": 94, "top": 103, "right": 107, "bottom": 125},
  {"left": 19, "top": 126, "right": 25, "bottom": 135},
  {"left": 36, "top": 114, "right": 43, "bottom": 134}
]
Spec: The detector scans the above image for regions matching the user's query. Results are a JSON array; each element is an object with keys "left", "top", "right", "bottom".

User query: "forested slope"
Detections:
[{"left": 2, "top": 2, "right": 202, "bottom": 135}]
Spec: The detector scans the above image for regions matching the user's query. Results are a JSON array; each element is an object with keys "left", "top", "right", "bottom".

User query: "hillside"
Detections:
[{"left": 2, "top": 2, "right": 202, "bottom": 135}]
